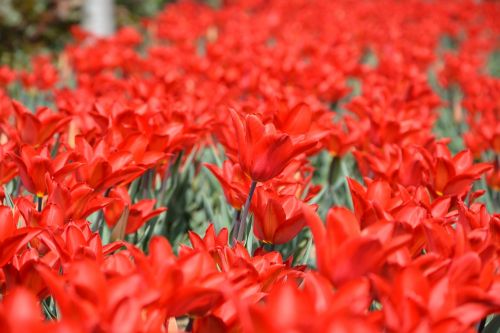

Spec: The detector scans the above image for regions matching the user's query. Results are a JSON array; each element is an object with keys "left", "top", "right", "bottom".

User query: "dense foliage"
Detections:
[{"left": 0, "top": 0, "right": 172, "bottom": 60}]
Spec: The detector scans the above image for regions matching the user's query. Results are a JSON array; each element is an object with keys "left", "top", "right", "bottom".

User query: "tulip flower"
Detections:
[
  {"left": 0, "top": 206, "right": 41, "bottom": 267},
  {"left": 248, "top": 272, "right": 377, "bottom": 332},
  {"left": 0, "top": 65, "right": 16, "bottom": 87},
  {"left": 204, "top": 161, "right": 251, "bottom": 210},
  {"left": 231, "top": 110, "right": 317, "bottom": 183},
  {"left": 0, "top": 288, "right": 46, "bottom": 333},
  {"left": 251, "top": 190, "right": 308, "bottom": 245},
  {"left": 104, "top": 186, "right": 166, "bottom": 234},
  {"left": 230, "top": 110, "right": 317, "bottom": 243},
  {"left": 429, "top": 150, "right": 492, "bottom": 197},
  {"left": 19, "top": 56, "right": 59, "bottom": 91},
  {"left": 74, "top": 136, "right": 145, "bottom": 192},
  {"left": 486, "top": 164, "right": 500, "bottom": 191},
  {"left": 9, "top": 102, "right": 70, "bottom": 147},
  {"left": 303, "top": 205, "right": 411, "bottom": 287},
  {"left": 9, "top": 146, "right": 82, "bottom": 201},
  {"left": 0, "top": 142, "right": 17, "bottom": 185}
]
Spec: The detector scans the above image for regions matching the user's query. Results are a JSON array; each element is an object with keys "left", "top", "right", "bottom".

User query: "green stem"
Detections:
[
  {"left": 340, "top": 158, "right": 354, "bottom": 210},
  {"left": 477, "top": 317, "right": 486, "bottom": 333},
  {"left": 92, "top": 187, "right": 111, "bottom": 233},
  {"left": 231, "top": 209, "right": 241, "bottom": 242},
  {"left": 327, "top": 155, "right": 338, "bottom": 188},
  {"left": 36, "top": 196, "right": 43, "bottom": 212},
  {"left": 236, "top": 181, "right": 257, "bottom": 243}
]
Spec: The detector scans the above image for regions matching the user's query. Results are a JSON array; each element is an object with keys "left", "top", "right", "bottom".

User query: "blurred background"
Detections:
[{"left": 0, "top": 0, "right": 174, "bottom": 64}]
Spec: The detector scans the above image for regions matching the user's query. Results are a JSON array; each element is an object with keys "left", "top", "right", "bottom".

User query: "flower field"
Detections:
[{"left": 0, "top": 0, "right": 500, "bottom": 332}]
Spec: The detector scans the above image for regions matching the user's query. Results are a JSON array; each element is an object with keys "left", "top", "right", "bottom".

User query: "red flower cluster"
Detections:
[{"left": 0, "top": 0, "right": 499, "bottom": 332}]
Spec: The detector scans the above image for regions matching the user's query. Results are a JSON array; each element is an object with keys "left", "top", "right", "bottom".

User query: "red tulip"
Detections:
[
  {"left": 74, "top": 136, "right": 145, "bottom": 192},
  {"left": 0, "top": 66, "right": 16, "bottom": 87},
  {"left": 251, "top": 189, "right": 308, "bottom": 244},
  {"left": 0, "top": 142, "right": 17, "bottom": 185},
  {"left": 248, "top": 272, "right": 378, "bottom": 333},
  {"left": 185, "top": 224, "right": 229, "bottom": 252},
  {"left": 104, "top": 186, "right": 166, "bottom": 234},
  {"left": 9, "top": 102, "right": 70, "bottom": 147},
  {"left": 9, "top": 146, "right": 82, "bottom": 198},
  {"left": 304, "top": 205, "right": 410, "bottom": 287},
  {"left": 0, "top": 288, "right": 46, "bottom": 333},
  {"left": 19, "top": 56, "right": 59, "bottom": 91},
  {"left": 205, "top": 161, "right": 251, "bottom": 210},
  {"left": 9, "top": 147, "right": 52, "bottom": 198},
  {"left": 231, "top": 110, "right": 317, "bottom": 182},
  {"left": 486, "top": 164, "right": 500, "bottom": 191},
  {"left": 429, "top": 150, "right": 492, "bottom": 197},
  {"left": 0, "top": 206, "right": 41, "bottom": 268}
]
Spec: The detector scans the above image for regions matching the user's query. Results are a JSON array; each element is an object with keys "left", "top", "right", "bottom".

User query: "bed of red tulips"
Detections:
[{"left": 1, "top": 0, "right": 500, "bottom": 332}]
